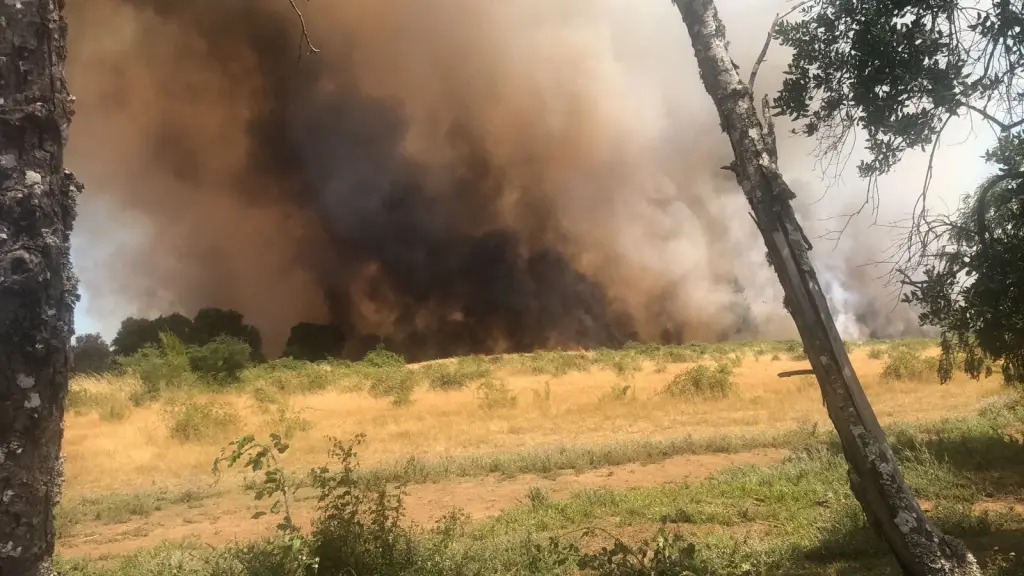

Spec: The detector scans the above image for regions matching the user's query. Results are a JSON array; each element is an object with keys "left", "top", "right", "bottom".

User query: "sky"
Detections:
[{"left": 67, "top": 0, "right": 1001, "bottom": 342}]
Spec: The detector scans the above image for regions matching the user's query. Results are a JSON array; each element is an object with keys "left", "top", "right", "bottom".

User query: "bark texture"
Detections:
[
  {"left": 672, "top": 1, "right": 981, "bottom": 575},
  {"left": 0, "top": 0, "right": 80, "bottom": 574}
]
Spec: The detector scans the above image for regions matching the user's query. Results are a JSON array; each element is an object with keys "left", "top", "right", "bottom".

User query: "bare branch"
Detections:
[
  {"left": 288, "top": 0, "right": 320, "bottom": 59},
  {"left": 905, "top": 113, "right": 955, "bottom": 268},
  {"left": 749, "top": 0, "right": 810, "bottom": 91},
  {"left": 963, "top": 103, "right": 1024, "bottom": 133},
  {"left": 778, "top": 369, "right": 815, "bottom": 378}
]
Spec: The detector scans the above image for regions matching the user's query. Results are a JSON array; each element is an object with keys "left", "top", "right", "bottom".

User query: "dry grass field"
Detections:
[{"left": 54, "top": 340, "right": 1024, "bottom": 575}]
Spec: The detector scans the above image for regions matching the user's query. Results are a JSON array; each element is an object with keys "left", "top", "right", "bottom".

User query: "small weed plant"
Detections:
[{"left": 476, "top": 377, "right": 518, "bottom": 410}]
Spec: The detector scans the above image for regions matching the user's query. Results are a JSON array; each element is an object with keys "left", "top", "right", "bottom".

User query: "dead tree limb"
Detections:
[
  {"left": 0, "top": 1, "right": 81, "bottom": 575},
  {"left": 778, "top": 369, "right": 815, "bottom": 378},
  {"left": 673, "top": 1, "right": 981, "bottom": 574},
  {"left": 748, "top": 0, "right": 809, "bottom": 91},
  {"left": 287, "top": 0, "right": 320, "bottom": 58}
]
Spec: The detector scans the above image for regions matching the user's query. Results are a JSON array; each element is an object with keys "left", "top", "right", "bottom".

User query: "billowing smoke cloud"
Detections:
[{"left": 65, "top": 0, "right": 940, "bottom": 359}]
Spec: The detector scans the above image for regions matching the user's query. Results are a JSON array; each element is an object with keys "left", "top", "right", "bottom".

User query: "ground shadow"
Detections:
[
  {"left": 825, "top": 426, "right": 1024, "bottom": 498},
  {"left": 799, "top": 515, "right": 1024, "bottom": 575}
]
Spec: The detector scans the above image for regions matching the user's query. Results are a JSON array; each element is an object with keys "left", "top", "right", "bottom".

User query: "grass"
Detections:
[
  {"left": 57, "top": 337, "right": 1024, "bottom": 575},
  {"left": 59, "top": 342, "right": 991, "bottom": 493},
  {"left": 58, "top": 488, "right": 209, "bottom": 537},
  {"left": 357, "top": 426, "right": 819, "bottom": 486},
  {"left": 54, "top": 392, "right": 1024, "bottom": 574},
  {"left": 161, "top": 398, "right": 240, "bottom": 442}
]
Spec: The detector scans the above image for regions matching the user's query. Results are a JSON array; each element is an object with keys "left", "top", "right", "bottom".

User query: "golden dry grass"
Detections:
[{"left": 62, "top": 347, "right": 1001, "bottom": 497}]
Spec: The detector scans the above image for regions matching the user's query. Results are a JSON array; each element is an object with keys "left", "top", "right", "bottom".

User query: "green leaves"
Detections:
[
  {"left": 900, "top": 138, "right": 1024, "bottom": 387},
  {"left": 212, "top": 431, "right": 301, "bottom": 535},
  {"left": 773, "top": 0, "right": 1023, "bottom": 178}
]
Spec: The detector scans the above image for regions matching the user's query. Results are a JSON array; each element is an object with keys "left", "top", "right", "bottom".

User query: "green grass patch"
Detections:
[{"left": 57, "top": 488, "right": 208, "bottom": 536}]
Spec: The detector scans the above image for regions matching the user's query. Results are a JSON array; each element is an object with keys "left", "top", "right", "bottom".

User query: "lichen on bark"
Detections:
[{"left": 0, "top": 1, "right": 80, "bottom": 575}]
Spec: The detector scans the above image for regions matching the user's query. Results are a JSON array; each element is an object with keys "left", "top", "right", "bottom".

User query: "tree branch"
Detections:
[
  {"left": 287, "top": 0, "right": 319, "bottom": 59},
  {"left": 963, "top": 103, "right": 1024, "bottom": 133},
  {"left": 749, "top": 0, "right": 810, "bottom": 91}
]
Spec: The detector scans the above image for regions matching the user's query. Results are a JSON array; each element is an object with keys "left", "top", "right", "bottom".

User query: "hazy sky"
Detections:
[{"left": 67, "top": 0, "right": 1000, "bottom": 340}]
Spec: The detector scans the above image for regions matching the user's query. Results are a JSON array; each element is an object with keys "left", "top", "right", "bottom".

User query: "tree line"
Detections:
[{"left": 70, "top": 310, "right": 353, "bottom": 375}]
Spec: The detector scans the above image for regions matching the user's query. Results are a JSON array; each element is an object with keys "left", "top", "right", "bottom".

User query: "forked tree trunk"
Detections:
[
  {"left": 0, "top": 1, "right": 80, "bottom": 575},
  {"left": 672, "top": 1, "right": 981, "bottom": 575}
]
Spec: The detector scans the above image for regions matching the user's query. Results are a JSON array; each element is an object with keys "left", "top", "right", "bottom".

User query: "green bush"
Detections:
[
  {"left": 367, "top": 368, "right": 420, "bottom": 407},
  {"left": 117, "top": 337, "right": 193, "bottom": 404},
  {"left": 594, "top": 349, "right": 644, "bottom": 378},
  {"left": 359, "top": 344, "right": 406, "bottom": 369},
  {"left": 664, "top": 363, "right": 735, "bottom": 399},
  {"left": 214, "top": 433, "right": 468, "bottom": 576},
  {"left": 187, "top": 336, "right": 253, "bottom": 385},
  {"left": 519, "top": 350, "right": 593, "bottom": 377},
  {"left": 162, "top": 399, "right": 239, "bottom": 442},
  {"left": 867, "top": 347, "right": 887, "bottom": 360},
  {"left": 243, "top": 358, "right": 332, "bottom": 393},
  {"left": 881, "top": 348, "right": 939, "bottom": 382}
]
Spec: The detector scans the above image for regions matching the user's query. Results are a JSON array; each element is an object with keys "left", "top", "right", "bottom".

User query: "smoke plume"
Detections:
[{"left": 65, "top": 0, "right": 938, "bottom": 359}]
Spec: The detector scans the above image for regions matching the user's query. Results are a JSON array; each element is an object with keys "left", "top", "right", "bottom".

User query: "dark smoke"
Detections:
[
  {"left": 66, "top": 0, "right": 935, "bottom": 359},
  {"left": 65, "top": 0, "right": 665, "bottom": 359}
]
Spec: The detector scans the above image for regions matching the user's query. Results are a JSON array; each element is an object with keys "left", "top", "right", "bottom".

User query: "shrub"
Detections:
[
  {"left": 187, "top": 336, "right": 253, "bottom": 385},
  {"left": 117, "top": 340, "right": 193, "bottom": 404},
  {"left": 476, "top": 378, "right": 518, "bottom": 410},
  {"left": 664, "top": 363, "right": 735, "bottom": 399},
  {"left": 359, "top": 344, "right": 405, "bottom": 370},
  {"left": 261, "top": 403, "right": 315, "bottom": 440},
  {"left": 525, "top": 486, "right": 552, "bottom": 508},
  {"left": 867, "top": 347, "right": 887, "bottom": 360},
  {"left": 594, "top": 349, "right": 644, "bottom": 378},
  {"left": 243, "top": 358, "right": 332, "bottom": 393},
  {"left": 367, "top": 368, "right": 420, "bottom": 407},
  {"left": 215, "top": 433, "right": 467, "bottom": 576},
  {"left": 520, "top": 351, "right": 593, "bottom": 376},
  {"left": 162, "top": 399, "right": 239, "bottom": 442},
  {"left": 881, "top": 348, "right": 939, "bottom": 382},
  {"left": 425, "top": 359, "right": 491, "bottom": 391}
]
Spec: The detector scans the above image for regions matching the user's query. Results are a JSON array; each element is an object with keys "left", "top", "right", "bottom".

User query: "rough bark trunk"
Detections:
[
  {"left": 672, "top": 1, "right": 981, "bottom": 575},
  {"left": 0, "top": 1, "right": 80, "bottom": 575}
]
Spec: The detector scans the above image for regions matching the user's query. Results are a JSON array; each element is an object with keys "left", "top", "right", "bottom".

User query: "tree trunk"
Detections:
[
  {"left": 672, "top": 1, "right": 981, "bottom": 575},
  {"left": 0, "top": 0, "right": 80, "bottom": 574}
]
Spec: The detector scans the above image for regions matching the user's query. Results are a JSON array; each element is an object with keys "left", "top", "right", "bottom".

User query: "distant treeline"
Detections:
[{"left": 70, "top": 309, "right": 356, "bottom": 374}]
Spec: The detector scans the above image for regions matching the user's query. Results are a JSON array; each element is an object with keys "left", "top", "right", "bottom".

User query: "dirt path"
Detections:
[{"left": 58, "top": 449, "right": 788, "bottom": 558}]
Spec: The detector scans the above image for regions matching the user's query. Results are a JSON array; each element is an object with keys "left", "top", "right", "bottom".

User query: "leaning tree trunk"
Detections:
[
  {"left": 672, "top": 1, "right": 980, "bottom": 575},
  {"left": 0, "top": 1, "right": 80, "bottom": 575}
]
